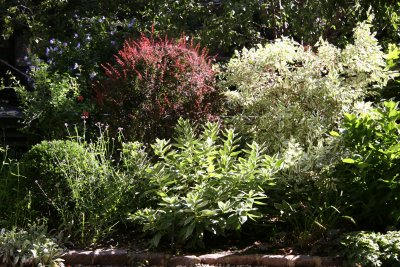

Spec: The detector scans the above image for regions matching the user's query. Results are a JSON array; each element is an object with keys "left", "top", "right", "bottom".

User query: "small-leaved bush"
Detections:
[
  {"left": 17, "top": 126, "right": 145, "bottom": 245},
  {"left": 333, "top": 101, "right": 400, "bottom": 229},
  {"left": 0, "top": 223, "right": 64, "bottom": 267},
  {"left": 222, "top": 19, "right": 392, "bottom": 154},
  {"left": 130, "top": 118, "right": 282, "bottom": 248},
  {"left": 340, "top": 231, "right": 400, "bottom": 267},
  {"left": 97, "top": 34, "right": 222, "bottom": 144},
  {"left": 19, "top": 139, "right": 99, "bottom": 218}
]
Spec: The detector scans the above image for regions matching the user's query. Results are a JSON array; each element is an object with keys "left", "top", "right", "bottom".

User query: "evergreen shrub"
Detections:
[{"left": 19, "top": 140, "right": 99, "bottom": 218}]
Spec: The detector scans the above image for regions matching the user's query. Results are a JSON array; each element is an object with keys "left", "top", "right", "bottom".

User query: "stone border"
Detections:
[{"left": 61, "top": 250, "right": 343, "bottom": 266}]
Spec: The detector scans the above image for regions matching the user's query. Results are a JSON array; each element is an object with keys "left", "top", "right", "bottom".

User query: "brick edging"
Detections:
[{"left": 61, "top": 249, "right": 343, "bottom": 266}]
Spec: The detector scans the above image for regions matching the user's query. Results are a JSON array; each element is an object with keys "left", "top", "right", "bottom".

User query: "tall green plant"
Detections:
[
  {"left": 333, "top": 101, "right": 400, "bottom": 229},
  {"left": 131, "top": 118, "right": 282, "bottom": 248}
]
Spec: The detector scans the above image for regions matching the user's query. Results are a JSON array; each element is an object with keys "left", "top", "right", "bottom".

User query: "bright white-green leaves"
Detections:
[{"left": 222, "top": 20, "right": 394, "bottom": 154}]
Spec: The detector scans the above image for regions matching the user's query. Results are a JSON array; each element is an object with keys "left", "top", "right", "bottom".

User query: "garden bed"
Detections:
[{"left": 1, "top": 2, "right": 400, "bottom": 267}]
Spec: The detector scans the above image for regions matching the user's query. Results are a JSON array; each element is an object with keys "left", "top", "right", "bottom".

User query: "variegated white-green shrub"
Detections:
[{"left": 222, "top": 19, "right": 393, "bottom": 154}]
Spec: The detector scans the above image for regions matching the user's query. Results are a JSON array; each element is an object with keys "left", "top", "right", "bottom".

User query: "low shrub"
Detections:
[
  {"left": 269, "top": 136, "right": 351, "bottom": 249},
  {"left": 19, "top": 140, "right": 98, "bottom": 214},
  {"left": 340, "top": 231, "right": 400, "bottom": 267},
  {"left": 96, "top": 34, "right": 222, "bottom": 144},
  {"left": 130, "top": 118, "right": 282, "bottom": 248},
  {"left": 0, "top": 223, "right": 63, "bottom": 267}
]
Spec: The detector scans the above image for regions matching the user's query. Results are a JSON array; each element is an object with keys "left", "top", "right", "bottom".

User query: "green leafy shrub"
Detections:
[
  {"left": 139, "top": 1, "right": 400, "bottom": 56},
  {"left": 340, "top": 231, "right": 400, "bottom": 267},
  {"left": 130, "top": 118, "right": 281, "bottom": 248},
  {"left": 0, "top": 223, "right": 63, "bottom": 267},
  {"left": 12, "top": 60, "right": 88, "bottom": 139},
  {"left": 222, "top": 19, "right": 392, "bottom": 154},
  {"left": 139, "top": 0, "right": 265, "bottom": 56},
  {"left": 97, "top": 34, "right": 222, "bottom": 143},
  {"left": 2, "top": 0, "right": 399, "bottom": 59},
  {"left": 333, "top": 101, "right": 400, "bottom": 229}
]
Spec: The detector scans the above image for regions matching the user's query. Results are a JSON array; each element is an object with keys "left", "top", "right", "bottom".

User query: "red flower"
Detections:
[
  {"left": 81, "top": 111, "right": 89, "bottom": 119},
  {"left": 77, "top": 95, "right": 84, "bottom": 102}
]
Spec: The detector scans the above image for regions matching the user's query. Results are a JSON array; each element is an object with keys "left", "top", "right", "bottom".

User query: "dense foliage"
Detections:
[
  {"left": 19, "top": 140, "right": 98, "bottom": 216},
  {"left": 12, "top": 60, "right": 85, "bottom": 139},
  {"left": 0, "top": 224, "right": 63, "bottom": 267},
  {"left": 2, "top": 1, "right": 398, "bottom": 55},
  {"left": 16, "top": 131, "right": 143, "bottom": 245}
]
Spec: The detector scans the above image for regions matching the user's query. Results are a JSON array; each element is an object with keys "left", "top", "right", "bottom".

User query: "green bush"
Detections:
[
  {"left": 20, "top": 140, "right": 98, "bottom": 212},
  {"left": 268, "top": 133, "right": 353, "bottom": 249},
  {"left": 222, "top": 19, "right": 393, "bottom": 154},
  {"left": 333, "top": 101, "right": 400, "bottom": 229},
  {"left": 139, "top": 0, "right": 265, "bottom": 56},
  {"left": 130, "top": 118, "right": 282, "bottom": 248},
  {"left": 139, "top": 1, "right": 400, "bottom": 56},
  {"left": 340, "top": 231, "right": 400, "bottom": 267},
  {"left": 2, "top": 0, "right": 399, "bottom": 59}
]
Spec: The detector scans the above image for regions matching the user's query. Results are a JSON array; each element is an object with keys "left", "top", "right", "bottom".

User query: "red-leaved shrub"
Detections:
[{"left": 95, "top": 34, "right": 222, "bottom": 143}]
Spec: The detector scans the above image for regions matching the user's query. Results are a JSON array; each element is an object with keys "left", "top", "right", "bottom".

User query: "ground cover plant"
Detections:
[
  {"left": 0, "top": 223, "right": 64, "bottom": 267},
  {"left": 340, "top": 231, "right": 400, "bottom": 267}
]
